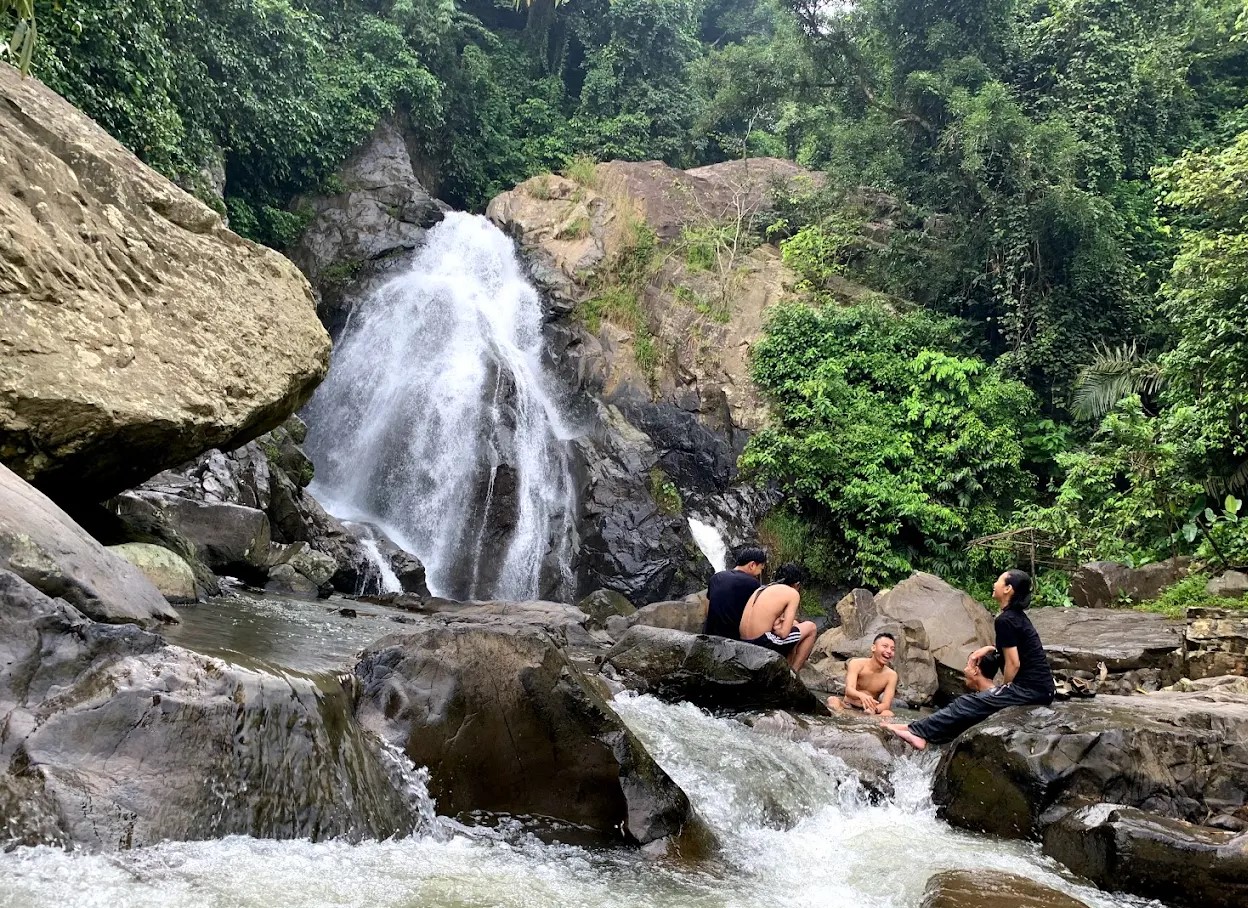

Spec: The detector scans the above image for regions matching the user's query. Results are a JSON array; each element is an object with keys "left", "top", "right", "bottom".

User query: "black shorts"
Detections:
[{"left": 744, "top": 626, "right": 803, "bottom": 654}]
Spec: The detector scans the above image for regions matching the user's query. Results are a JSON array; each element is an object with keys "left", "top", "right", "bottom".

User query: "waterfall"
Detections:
[
  {"left": 687, "top": 515, "right": 728, "bottom": 573},
  {"left": 303, "top": 213, "right": 578, "bottom": 602}
]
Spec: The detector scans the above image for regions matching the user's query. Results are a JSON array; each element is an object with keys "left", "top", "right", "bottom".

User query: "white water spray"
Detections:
[
  {"left": 687, "top": 515, "right": 728, "bottom": 572},
  {"left": 303, "top": 214, "right": 577, "bottom": 601}
]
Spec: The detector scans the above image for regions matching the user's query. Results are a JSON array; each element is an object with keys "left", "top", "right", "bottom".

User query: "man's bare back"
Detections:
[{"left": 736, "top": 564, "right": 817, "bottom": 671}]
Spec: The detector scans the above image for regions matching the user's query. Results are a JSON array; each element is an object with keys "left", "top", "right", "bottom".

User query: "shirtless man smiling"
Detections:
[{"left": 827, "top": 632, "right": 898, "bottom": 717}]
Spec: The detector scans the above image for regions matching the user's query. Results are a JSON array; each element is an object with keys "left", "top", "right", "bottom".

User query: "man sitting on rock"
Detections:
[
  {"left": 738, "top": 562, "right": 818, "bottom": 671},
  {"left": 827, "top": 632, "right": 898, "bottom": 717},
  {"left": 703, "top": 546, "right": 767, "bottom": 640}
]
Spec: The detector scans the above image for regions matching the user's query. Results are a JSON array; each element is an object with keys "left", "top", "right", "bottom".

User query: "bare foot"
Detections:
[{"left": 885, "top": 723, "right": 927, "bottom": 751}]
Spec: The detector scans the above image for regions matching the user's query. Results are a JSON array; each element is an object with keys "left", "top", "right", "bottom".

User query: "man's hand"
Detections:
[{"left": 859, "top": 694, "right": 881, "bottom": 713}]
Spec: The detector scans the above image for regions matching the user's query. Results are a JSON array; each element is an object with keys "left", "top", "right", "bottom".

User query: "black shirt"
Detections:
[
  {"left": 703, "top": 569, "right": 761, "bottom": 639},
  {"left": 994, "top": 606, "right": 1055, "bottom": 694}
]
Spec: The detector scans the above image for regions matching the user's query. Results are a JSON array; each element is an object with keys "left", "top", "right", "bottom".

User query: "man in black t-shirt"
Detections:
[
  {"left": 702, "top": 546, "right": 767, "bottom": 639},
  {"left": 887, "top": 569, "right": 1055, "bottom": 751}
]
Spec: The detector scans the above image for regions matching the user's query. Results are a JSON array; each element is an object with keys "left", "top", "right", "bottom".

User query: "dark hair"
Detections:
[
  {"left": 773, "top": 562, "right": 807, "bottom": 586},
  {"left": 1002, "top": 569, "right": 1033, "bottom": 610},
  {"left": 979, "top": 649, "right": 1002, "bottom": 678},
  {"left": 735, "top": 546, "right": 767, "bottom": 567},
  {"left": 873, "top": 632, "right": 896, "bottom": 644}
]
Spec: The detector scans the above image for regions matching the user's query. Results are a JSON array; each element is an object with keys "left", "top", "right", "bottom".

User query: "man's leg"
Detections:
[
  {"left": 888, "top": 685, "right": 1042, "bottom": 749},
  {"left": 788, "top": 620, "right": 817, "bottom": 671}
]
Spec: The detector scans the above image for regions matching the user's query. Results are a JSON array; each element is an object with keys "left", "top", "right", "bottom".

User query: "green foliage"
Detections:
[
  {"left": 1133, "top": 572, "right": 1248, "bottom": 618},
  {"left": 743, "top": 301, "right": 1042, "bottom": 586},
  {"left": 2, "top": 0, "right": 35, "bottom": 72},
  {"left": 577, "top": 216, "right": 660, "bottom": 380},
  {"left": 562, "top": 154, "right": 599, "bottom": 188},
  {"left": 779, "top": 219, "right": 858, "bottom": 293},
  {"left": 648, "top": 466, "right": 683, "bottom": 515}
]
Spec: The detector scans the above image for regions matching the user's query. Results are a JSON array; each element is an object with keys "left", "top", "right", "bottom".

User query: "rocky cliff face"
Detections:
[
  {"left": 487, "top": 159, "right": 820, "bottom": 600},
  {"left": 0, "top": 64, "right": 331, "bottom": 502}
]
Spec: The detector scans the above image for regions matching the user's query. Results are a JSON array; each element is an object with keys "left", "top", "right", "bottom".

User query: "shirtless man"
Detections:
[
  {"left": 738, "top": 562, "right": 817, "bottom": 671},
  {"left": 827, "top": 632, "right": 898, "bottom": 717}
]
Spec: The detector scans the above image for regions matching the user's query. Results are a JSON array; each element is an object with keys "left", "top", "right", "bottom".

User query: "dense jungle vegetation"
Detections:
[{"left": 5, "top": 0, "right": 1248, "bottom": 601}]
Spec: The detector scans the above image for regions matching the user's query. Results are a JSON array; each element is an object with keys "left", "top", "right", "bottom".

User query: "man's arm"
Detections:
[
  {"left": 878, "top": 670, "right": 898, "bottom": 713},
  {"left": 966, "top": 644, "right": 996, "bottom": 671},
  {"left": 1001, "top": 646, "right": 1021, "bottom": 684},
  {"left": 773, "top": 590, "right": 800, "bottom": 638}
]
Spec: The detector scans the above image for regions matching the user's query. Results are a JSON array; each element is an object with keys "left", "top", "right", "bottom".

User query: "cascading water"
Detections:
[
  {"left": 687, "top": 515, "right": 729, "bottom": 573},
  {"left": 303, "top": 213, "right": 578, "bottom": 602},
  {"left": 1, "top": 692, "right": 1160, "bottom": 908}
]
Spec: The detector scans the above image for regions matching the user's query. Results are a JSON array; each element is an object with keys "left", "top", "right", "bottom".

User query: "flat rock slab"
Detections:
[
  {"left": 604, "top": 625, "right": 828, "bottom": 715},
  {"left": 933, "top": 691, "right": 1248, "bottom": 840},
  {"left": 1029, "top": 607, "right": 1183, "bottom": 678}
]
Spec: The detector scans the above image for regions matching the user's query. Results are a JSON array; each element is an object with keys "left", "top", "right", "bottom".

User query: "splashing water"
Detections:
[
  {"left": 687, "top": 515, "right": 729, "bottom": 573},
  {"left": 303, "top": 213, "right": 577, "bottom": 601},
  {"left": 0, "top": 694, "right": 1164, "bottom": 908}
]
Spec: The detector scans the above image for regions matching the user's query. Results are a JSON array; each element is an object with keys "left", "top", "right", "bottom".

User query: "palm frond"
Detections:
[{"left": 1070, "top": 341, "right": 1165, "bottom": 421}]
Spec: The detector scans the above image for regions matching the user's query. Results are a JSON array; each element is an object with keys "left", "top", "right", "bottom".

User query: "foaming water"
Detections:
[
  {"left": 303, "top": 213, "right": 577, "bottom": 602},
  {"left": 0, "top": 695, "right": 1164, "bottom": 908}
]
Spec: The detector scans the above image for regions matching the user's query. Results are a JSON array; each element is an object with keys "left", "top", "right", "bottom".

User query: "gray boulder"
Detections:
[
  {"left": 932, "top": 691, "right": 1248, "bottom": 839},
  {"left": 630, "top": 597, "right": 708, "bottom": 634},
  {"left": 353, "top": 621, "right": 690, "bottom": 844},
  {"left": 1207, "top": 570, "right": 1248, "bottom": 599},
  {"left": 0, "top": 464, "right": 176, "bottom": 625},
  {"left": 0, "top": 64, "right": 329, "bottom": 501},
  {"left": 1071, "top": 558, "right": 1191, "bottom": 609},
  {"left": 604, "top": 625, "right": 828, "bottom": 715},
  {"left": 1043, "top": 804, "right": 1248, "bottom": 908},
  {"left": 0, "top": 569, "right": 421, "bottom": 848},
  {"left": 578, "top": 589, "right": 637, "bottom": 629}
]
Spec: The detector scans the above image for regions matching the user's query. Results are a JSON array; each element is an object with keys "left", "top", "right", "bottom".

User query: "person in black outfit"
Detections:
[
  {"left": 703, "top": 546, "right": 767, "bottom": 639},
  {"left": 886, "top": 569, "right": 1055, "bottom": 750}
]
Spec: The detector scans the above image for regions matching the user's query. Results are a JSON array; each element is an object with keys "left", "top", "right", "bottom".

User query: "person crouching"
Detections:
[{"left": 737, "top": 562, "right": 818, "bottom": 671}]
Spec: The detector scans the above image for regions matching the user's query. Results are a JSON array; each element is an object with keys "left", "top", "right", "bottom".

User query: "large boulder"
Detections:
[
  {"left": 0, "top": 570, "right": 421, "bottom": 848},
  {"left": 932, "top": 691, "right": 1248, "bottom": 839},
  {"left": 630, "top": 597, "right": 709, "bottom": 634},
  {"left": 1029, "top": 607, "right": 1184, "bottom": 691},
  {"left": 1184, "top": 607, "right": 1248, "bottom": 679},
  {"left": 604, "top": 625, "right": 828, "bottom": 715},
  {"left": 920, "top": 870, "right": 1090, "bottom": 908},
  {"left": 873, "top": 572, "right": 994, "bottom": 698},
  {"left": 1207, "top": 570, "right": 1248, "bottom": 599},
  {"left": 106, "top": 542, "right": 198, "bottom": 603},
  {"left": 1043, "top": 805, "right": 1248, "bottom": 908},
  {"left": 0, "top": 463, "right": 176, "bottom": 625},
  {"left": 0, "top": 64, "right": 331, "bottom": 501},
  {"left": 1070, "top": 558, "right": 1191, "bottom": 609},
  {"left": 353, "top": 621, "right": 691, "bottom": 844}
]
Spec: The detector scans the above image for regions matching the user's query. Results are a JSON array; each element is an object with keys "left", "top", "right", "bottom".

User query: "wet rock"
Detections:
[
  {"left": 112, "top": 491, "right": 273, "bottom": 582},
  {"left": 604, "top": 625, "right": 828, "bottom": 715},
  {"left": 1070, "top": 558, "right": 1190, "bottom": 609},
  {"left": 631, "top": 598, "right": 708, "bottom": 634},
  {"left": 0, "top": 569, "right": 422, "bottom": 848},
  {"left": 1042, "top": 804, "right": 1248, "bottom": 908},
  {"left": 0, "top": 65, "right": 330, "bottom": 501},
  {"left": 289, "top": 547, "right": 338, "bottom": 589},
  {"left": 0, "top": 464, "right": 176, "bottom": 626},
  {"left": 833, "top": 588, "right": 878, "bottom": 639},
  {"left": 1184, "top": 607, "right": 1248, "bottom": 679},
  {"left": 354, "top": 622, "right": 691, "bottom": 844},
  {"left": 107, "top": 542, "right": 198, "bottom": 604},
  {"left": 1167, "top": 674, "right": 1248, "bottom": 695},
  {"left": 920, "top": 869, "right": 1090, "bottom": 908},
  {"left": 932, "top": 691, "right": 1248, "bottom": 840},
  {"left": 1028, "top": 607, "right": 1184, "bottom": 686},
  {"left": 264, "top": 562, "right": 321, "bottom": 598},
  {"left": 742, "top": 710, "right": 898, "bottom": 792},
  {"left": 579, "top": 589, "right": 637, "bottom": 629},
  {"left": 1207, "top": 570, "right": 1248, "bottom": 599}
]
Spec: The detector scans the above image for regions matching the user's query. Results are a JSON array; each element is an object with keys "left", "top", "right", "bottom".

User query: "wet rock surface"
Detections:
[
  {"left": 1029, "top": 607, "right": 1184, "bottom": 689},
  {"left": 604, "top": 625, "right": 828, "bottom": 715},
  {"left": 1042, "top": 804, "right": 1248, "bottom": 908},
  {"left": 0, "top": 570, "right": 422, "bottom": 848},
  {"left": 920, "top": 869, "right": 1091, "bottom": 908},
  {"left": 1, "top": 464, "right": 176, "bottom": 626},
  {"left": 353, "top": 620, "right": 690, "bottom": 844},
  {"left": 0, "top": 65, "right": 330, "bottom": 501},
  {"left": 934, "top": 692, "right": 1248, "bottom": 839}
]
